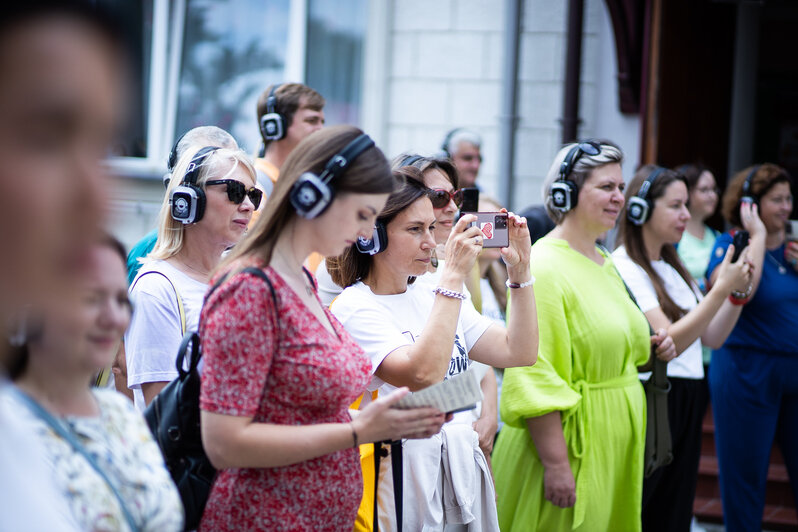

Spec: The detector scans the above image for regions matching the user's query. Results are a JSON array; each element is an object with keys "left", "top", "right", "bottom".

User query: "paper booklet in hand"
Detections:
[{"left": 392, "top": 367, "right": 483, "bottom": 414}]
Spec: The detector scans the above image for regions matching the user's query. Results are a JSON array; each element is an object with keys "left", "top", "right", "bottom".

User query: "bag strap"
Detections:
[
  {"left": 598, "top": 246, "right": 672, "bottom": 474},
  {"left": 390, "top": 440, "right": 403, "bottom": 530},
  {"left": 11, "top": 387, "right": 141, "bottom": 532},
  {"left": 131, "top": 270, "right": 186, "bottom": 335}
]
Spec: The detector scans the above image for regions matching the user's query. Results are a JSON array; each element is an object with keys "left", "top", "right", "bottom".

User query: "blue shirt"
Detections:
[
  {"left": 126, "top": 229, "right": 158, "bottom": 285},
  {"left": 707, "top": 232, "right": 798, "bottom": 355}
]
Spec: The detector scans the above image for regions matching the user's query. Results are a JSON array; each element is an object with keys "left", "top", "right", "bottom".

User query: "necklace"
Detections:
[
  {"left": 765, "top": 250, "right": 787, "bottom": 275},
  {"left": 273, "top": 249, "right": 313, "bottom": 297}
]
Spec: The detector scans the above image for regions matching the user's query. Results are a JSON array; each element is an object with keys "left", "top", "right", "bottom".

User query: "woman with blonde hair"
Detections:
[{"left": 125, "top": 144, "right": 260, "bottom": 409}]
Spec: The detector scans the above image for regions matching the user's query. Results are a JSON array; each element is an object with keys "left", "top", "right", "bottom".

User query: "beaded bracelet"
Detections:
[
  {"left": 506, "top": 276, "right": 535, "bottom": 289},
  {"left": 433, "top": 286, "right": 467, "bottom": 300},
  {"left": 730, "top": 283, "right": 753, "bottom": 300}
]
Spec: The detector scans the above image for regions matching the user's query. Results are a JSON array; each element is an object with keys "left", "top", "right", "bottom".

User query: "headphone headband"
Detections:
[
  {"left": 742, "top": 164, "right": 760, "bottom": 197},
  {"left": 182, "top": 146, "right": 220, "bottom": 186},
  {"left": 318, "top": 134, "right": 375, "bottom": 184},
  {"left": 266, "top": 83, "right": 281, "bottom": 115},
  {"left": 440, "top": 128, "right": 463, "bottom": 156},
  {"left": 399, "top": 154, "right": 424, "bottom": 168},
  {"left": 637, "top": 166, "right": 666, "bottom": 201}
]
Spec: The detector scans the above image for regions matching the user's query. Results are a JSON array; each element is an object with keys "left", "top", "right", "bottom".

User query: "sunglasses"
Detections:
[
  {"left": 560, "top": 141, "right": 601, "bottom": 180},
  {"left": 206, "top": 179, "right": 262, "bottom": 209},
  {"left": 428, "top": 188, "right": 463, "bottom": 209}
]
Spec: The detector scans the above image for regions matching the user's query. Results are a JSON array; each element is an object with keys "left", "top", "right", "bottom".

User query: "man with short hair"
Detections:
[
  {"left": 441, "top": 128, "right": 483, "bottom": 189},
  {"left": 254, "top": 82, "right": 325, "bottom": 196}
]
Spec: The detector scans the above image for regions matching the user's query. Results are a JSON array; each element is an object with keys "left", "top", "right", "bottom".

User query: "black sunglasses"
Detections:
[
  {"left": 205, "top": 179, "right": 262, "bottom": 209},
  {"left": 559, "top": 140, "right": 601, "bottom": 180},
  {"left": 428, "top": 188, "right": 463, "bottom": 209}
]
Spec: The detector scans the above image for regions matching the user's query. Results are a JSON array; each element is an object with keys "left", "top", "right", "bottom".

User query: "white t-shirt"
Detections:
[
  {"left": 612, "top": 246, "right": 704, "bottom": 380},
  {"left": 331, "top": 280, "right": 491, "bottom": 421},
  {"left": 125, "top": 259, "right": 208, "bottom": 410}
]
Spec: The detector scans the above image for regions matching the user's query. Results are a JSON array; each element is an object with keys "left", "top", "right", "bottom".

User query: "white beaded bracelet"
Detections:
[
  {"left": 433, "top": 286, "right": 467, "bottom": 300},
  {"left": 506, "top": 276, "right": 535, "bottom": 289}
]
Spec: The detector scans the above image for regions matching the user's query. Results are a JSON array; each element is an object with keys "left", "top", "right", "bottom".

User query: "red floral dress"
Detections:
[{"left": 199, "top": 266, "right": 372, "bottom": 531}]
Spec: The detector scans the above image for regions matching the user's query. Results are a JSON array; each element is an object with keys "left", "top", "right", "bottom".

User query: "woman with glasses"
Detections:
[
  {"left": 197, "top": 126, "right": 447, "bottom": 531},
  {"left": 328, "top": 169, "right": 537, "bottom": 530},
  {"left": 677, "top": 164, "right": 722, "bottom": 294},
  {"left": 705, "top": 164, "right": 798, "bottom": 532},
  {"left": 125, "top": 144, "right": 260, "bottom": 410},
  {"left": 5, "top": 236, "right": 183, "bottom": 531},
  {"left": 491, "top": 141, "right": 676, "bottom": 532}
]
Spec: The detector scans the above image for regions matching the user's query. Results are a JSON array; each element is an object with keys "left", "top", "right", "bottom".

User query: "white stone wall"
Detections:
[{"left": 372, "top": 0, "right": 639, "bottom": 210}]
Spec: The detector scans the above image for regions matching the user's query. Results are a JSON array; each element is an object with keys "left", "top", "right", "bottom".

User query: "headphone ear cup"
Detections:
[
  {"left": 356, "top": 220, "right": 387, "bottom": 255},
  {"left": 170, "top": 184, "right": 206, "bottom": 224},
  {"left": 290, "top": 172, "right": 334, "bottom": 219},
  {"left": 260, "top": 112, "right": 285, "bottom": 141},
  {"left": 549, "top": 180, "right": 578, "bottom": 212},
  {"left": 626, "top": 196, "right": 651, "bottom": 226}
]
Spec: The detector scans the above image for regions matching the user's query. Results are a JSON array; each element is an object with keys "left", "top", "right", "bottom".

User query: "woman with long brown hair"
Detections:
[
  {"left": 613, "top": 164, "right": 752, "bottom": 531},
  {"left": 197, "top": 126, "right": 447, "bottom": 530}
]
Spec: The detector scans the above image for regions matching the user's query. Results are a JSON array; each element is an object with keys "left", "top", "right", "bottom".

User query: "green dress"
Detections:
[{"left": 493, "top": 237, "right": 650, "bottom": 531}]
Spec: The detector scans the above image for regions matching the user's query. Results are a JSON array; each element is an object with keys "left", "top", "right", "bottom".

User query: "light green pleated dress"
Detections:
[{"left": 493, "top": 237, "right": 650, "bottom": 532}]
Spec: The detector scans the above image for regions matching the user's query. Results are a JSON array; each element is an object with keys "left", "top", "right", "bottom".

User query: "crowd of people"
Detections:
[{"left": 1, "top": 2, "right": 796, "bottom": 532}]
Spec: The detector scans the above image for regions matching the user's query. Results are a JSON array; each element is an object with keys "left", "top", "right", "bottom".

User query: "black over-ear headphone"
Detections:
[
  {"left": 290, "top": 133, "right": 375, "bottom": 219},
  {"left": 549, "top": 140, "right": 601, "bottom": 213},
  {"left": 356, "top": 153, "right": 425, "bottom": 255},
  {"left": 440, "top": 128, "right": 463, "bottom": 158},
  {"left": 169, "top": 146, "right": 220, "bottom": 225},
  {"left": 741, "top": 164, "right": 761, "bottom": 206},
  {"left": 627, "top": 166, "right": 667, "bottom": 226},
  {"left": 356, "top": 220, "right": 388, "bottom": 255},
  {"left": 259, "top": 84, "right": 285, "bottom": 142}
]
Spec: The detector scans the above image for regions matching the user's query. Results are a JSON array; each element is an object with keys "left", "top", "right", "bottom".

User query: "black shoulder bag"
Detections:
[{"left": 144, "top": 267, "right": 276, "bottom": 530}]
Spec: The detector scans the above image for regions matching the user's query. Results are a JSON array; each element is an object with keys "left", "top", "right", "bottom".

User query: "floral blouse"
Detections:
[{"left": 7, "top": 388, "right": 183, "bottom": 532}]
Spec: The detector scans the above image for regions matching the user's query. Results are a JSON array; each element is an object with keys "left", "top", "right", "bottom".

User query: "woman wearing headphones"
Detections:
[
  {"left": 705, "top": 164, "right": 798, "bottom": 532},
  {"left": 197, "top": 126, "right": 447, "bottom": 531},
  {"left": 328, "top": 169, "right": 537, "bottom": 530},
  {"left": 124, "top": 144, "right": 259, "bottom": 410},
  {"left": 612, "top": 165, "right": 752, "bottom": 531},
  {"left": 491, "top": 141, "right": 676, "bottom": 532}
]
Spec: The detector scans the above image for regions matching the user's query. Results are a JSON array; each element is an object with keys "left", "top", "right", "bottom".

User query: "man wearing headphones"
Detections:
[
  {"left": 254, "top": 83, "right": 325, "bottom": 198},
  {"left": 440, "top": 128, "right": 483, "bottom": 189}
]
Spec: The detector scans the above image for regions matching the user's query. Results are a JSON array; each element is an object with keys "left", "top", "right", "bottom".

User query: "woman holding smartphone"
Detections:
[
  {"left": 612, "top": 165, "right": 752, "bottom": 532},
  {"left": 705, "top": 163, "right": 798, "bottom": 532}
]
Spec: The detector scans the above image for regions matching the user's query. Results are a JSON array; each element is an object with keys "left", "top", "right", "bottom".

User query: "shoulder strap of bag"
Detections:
[
  {"left": 131, "top": 270, "right": 186, "bottom": 335},
  {"left": 598, "top": 245, "right": 672, "bottom": 476},
  {"left": 390, "top": 440, "right": 403, "bottom": 530},
  {"left": 12, "top": 387, "right": 141, "bottom": 532}
]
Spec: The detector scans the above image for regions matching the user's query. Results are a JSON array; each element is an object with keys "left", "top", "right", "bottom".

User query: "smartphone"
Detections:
[
  {"left": 731, "top": 230, "right": 749, "bottom": 262},
  {"left": 786, "top": 220, "right": 798, "bottom": 242},
  {"left": 460, "top": 187, "right": 479, "bottom": 214},
  {"left": 469, "top": 212, "right": 509, "bottom": 248}
]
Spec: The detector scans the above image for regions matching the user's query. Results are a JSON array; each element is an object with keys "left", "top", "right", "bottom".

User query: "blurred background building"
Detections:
[{"left": 108, "top": 0, "right": 798, "bottom": 249}]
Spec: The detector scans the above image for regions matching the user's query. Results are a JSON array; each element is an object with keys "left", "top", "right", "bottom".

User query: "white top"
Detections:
[
  {"left": 331, "top": 279, "right": 491, "bottom": 422},
  {"left": 612, "top": 246, "right": 704, "bottom": 380},
  {"left": 4, "top": 387, "right": 183, "bottom": 531},
  {"left": 314, "top": 258, "right": 342, "bottom": 307},
  {"left": 330, "top": 279, "right": 498, "bottom": 530},
  {"left": 0, "top": 379, "right": 81, "bottom": 532},
  {"left": 125, "top": 259, "right": 207, "bottom": 410}
]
